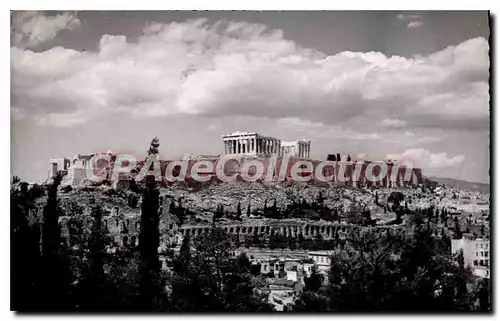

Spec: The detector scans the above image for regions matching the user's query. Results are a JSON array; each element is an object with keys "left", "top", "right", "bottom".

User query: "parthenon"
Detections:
[{"left": 222, "top": 132, "right": 311, "bottom": 158}]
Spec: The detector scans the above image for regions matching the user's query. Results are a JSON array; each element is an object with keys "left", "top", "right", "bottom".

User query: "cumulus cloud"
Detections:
[
  {"left": 379, "top": 118, "right": 407, "bottom": 128},
  {"left": 277, "top": 117, "right": 382, "bottom": 141},
  {"left": 11, "top": 11, "right": 81, "bottom": 48},
  {"left": 407, "top": 21, "right": 424, "bottom": 29},
  {"left": 396, "top": 14, "right": 421, "bottom": 20},
  {"left": 388, "top": 148, "right": 465, "bottom": 169},
  {"left": 11, "top": 19, "right": 489, "bottom": 130}
]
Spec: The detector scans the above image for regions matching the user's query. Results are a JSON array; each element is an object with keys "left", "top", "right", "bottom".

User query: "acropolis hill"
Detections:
[
  {"left": 30, "top": 133, "right": 432, "bottom": 258},
  {"left": 47, "top": 132, "right": 422, "bottom": 188}
]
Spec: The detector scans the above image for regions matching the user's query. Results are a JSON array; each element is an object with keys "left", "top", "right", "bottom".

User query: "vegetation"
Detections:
[{"left": 10, "top": 155, "right": 491, "bottom": 312}]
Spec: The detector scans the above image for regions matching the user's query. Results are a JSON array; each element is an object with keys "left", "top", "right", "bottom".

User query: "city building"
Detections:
[{"left": 452, "top": 233, "right": 490, "bottom": 278}]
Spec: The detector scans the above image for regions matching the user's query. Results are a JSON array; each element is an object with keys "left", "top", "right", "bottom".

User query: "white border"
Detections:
[{"left": 2, "top": 2, "right": 497, "bottom": 320}]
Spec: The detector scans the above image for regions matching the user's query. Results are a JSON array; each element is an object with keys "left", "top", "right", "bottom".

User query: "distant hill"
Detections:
[{"left": 428, "top": 176, "right": 490, "bottom": 194}]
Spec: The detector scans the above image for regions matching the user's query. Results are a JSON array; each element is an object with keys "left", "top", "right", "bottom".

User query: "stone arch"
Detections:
[
  {"left": 242, "top": 227, "right": 247, "bottom": 234},
  {"left": 305, "top": 225, "right": 309, "bottom": 236},
  {"left": 159, "top": 206, "right": 163, "bottom": 213},
  {"left": 230, "top": 227, "right": 234, "bottom": 233},
  {"left": 236, "top": 226, "right": 240, "bottom": 233},
  {"left": 265, "top": 226, "right": 270, "bottom": 234},
  {"left": 248, "top": 226, "right": 253, "bottom": 234},
  {"left": 123, "top": 236, "right": 129, "bottom": 247},
  {"left": 321, "top": 225, "right": 326, "bottom": 233},
  {"left": 131, "top": 236, "right": 137, "bottom": 247},
  {"left": 326, "top": 226, "right": 331, "bottom": 235},
  {"left": 260, "top": 226, "right": 265, "bottom": 233}
]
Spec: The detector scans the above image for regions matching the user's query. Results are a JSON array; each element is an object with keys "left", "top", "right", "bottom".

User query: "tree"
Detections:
[
  {"left": 147, "top": 136, "right": 160, "bottom": 156},
  {"left": 76, "top": 205, "right": 107, "bottom": 311},
  {"left": 304, "top": 265, "right": 323, "bottom": 292},
  {"left": 291, "top": 212, "right": 477, "bottom": 312},
  {"left": 235, "top": 201, "right": 242, "bottom": 220},
  {"left": 236, "top": 252, "right": 251, "bottom": 273},
  {"left": 136, "top": 138, "right": 165, "bottom": 311},
  {"left": 11, "top": 177, "right": 42, "bottom": 311},
  {"left": 173, "top": 233, "right": 191, "bottom": 274},
  {"left": 37, "top": 172, "right": 75, "bottom": 311},
  {"left": 478, "top": 279, "right": 491, "bottom": 311},
  {"left": 214, "top": 204, "right": 224, "bottom": 220},
  {"left": 171, "top": 226, "right": 273, "bottom": 312}
]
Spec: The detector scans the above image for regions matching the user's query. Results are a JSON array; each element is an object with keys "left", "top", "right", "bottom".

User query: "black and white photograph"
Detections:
[{"left": 9, "top": 9, "right": 492, "bottom": 313}]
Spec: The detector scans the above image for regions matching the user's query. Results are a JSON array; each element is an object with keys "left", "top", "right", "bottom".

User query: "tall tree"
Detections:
[
  {"left": 137, "top": 138, "right": 164, "bottom": 311},
  {"left": 77, "top": 205, "right": 107, "bottom": 311},
  {"left": 235, "top": 201, "right": 242, "bottom": 220},
  {"left": 11, "top": 177, "right": 42, "bottom": 311},
  {"left": 304, "top": 265, "right": 323, "bottom": 292},
  {"left": 38, "top": 172, "right": 74, "bottom": 311}
]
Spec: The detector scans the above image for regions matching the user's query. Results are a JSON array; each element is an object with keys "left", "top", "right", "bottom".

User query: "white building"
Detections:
[
  {"left": 222, "top": 132, "right": 281, "bottom": 156},
  {"left": 222, "top": 132, "right": 311, "bottom": 158},
  {"left": 48, "top": 158, "right": 71, "bottom": 179},
  {"left": 452, "top": 234, "right": 490, "bottom": 278},
  {"left": 308, "top": 251, "right": 334, "bottom": 275},
  {"left": 281, "top": 140, "right": 311, "bottom": 158}
]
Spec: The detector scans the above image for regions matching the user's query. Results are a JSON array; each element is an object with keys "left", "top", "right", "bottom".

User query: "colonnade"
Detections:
[{"left": 222, "top": 133, "right": 281, "bottom": 155}]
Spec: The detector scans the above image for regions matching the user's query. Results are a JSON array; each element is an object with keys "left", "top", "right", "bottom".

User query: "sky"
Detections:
[{"left": 10, "top": 11, "right": 490, "bottom": 184}]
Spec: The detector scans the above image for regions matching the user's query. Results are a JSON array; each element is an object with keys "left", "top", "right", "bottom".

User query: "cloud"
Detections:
[
  {"left": 11, "top": 11, "right": 81, "bottom": 48},
  {"left": 379, "top": 118, "right": 407, "bottom": 128},
  {"left": 388, "top": 148, "right": 465, "bottom": 169},
  {"left": 407, "top": 21, "right": 424, "bottom": 29},
  {"left": 396, "top": 14, "right": 421, "bottom": 20},
  {"left": 207, "top": 124, "right": 220, "bottom": 131},
  {"left": 11, "top": 19, "right": 489, "bottom": 130},
  {"left": 277, "top": 117, "right": 382, "bottom": 141}
]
